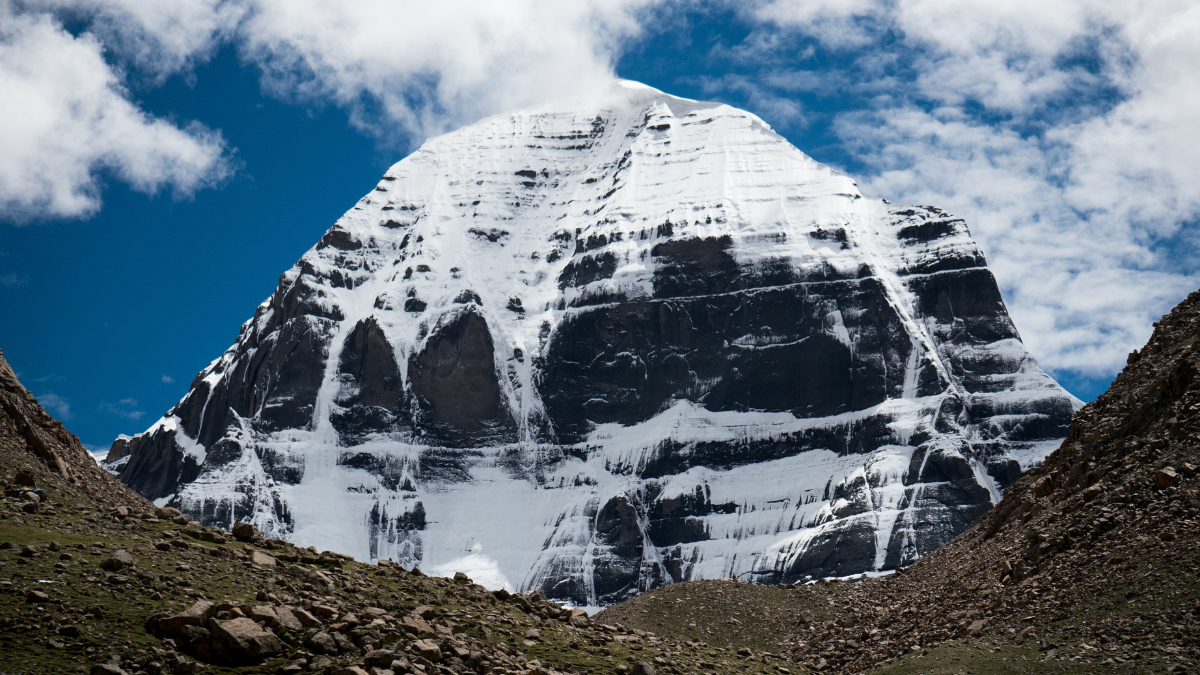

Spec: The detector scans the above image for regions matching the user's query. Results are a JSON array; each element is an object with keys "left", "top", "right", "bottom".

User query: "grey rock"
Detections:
[
  {"left": 412, "top": 639, "right": 441, "bottom": 662},
  {"left": 99, "top": 549, "right": 136, "bottom": 572},
  {"left": 363, "top": 649, "right": 395, "bottom": 667},
  {"left": 631, "top": 661, "right": 656, "bottom": 675},
  {"left": 208, "top": 617, "right": 285, "bottom": 661},
  {"left": 306, "top": 631, "right": 338, "bottom": 655},
  {"left": 232, "top": 521, "right": 260, "bottom": 541},
  {"left": 156, "top": 600, "right": 215, "bottom": 636}
]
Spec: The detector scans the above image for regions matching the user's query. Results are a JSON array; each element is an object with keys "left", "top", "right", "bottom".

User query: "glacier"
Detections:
[{"left": 106, "top": 80, "right": 1080, "bottom": 606}]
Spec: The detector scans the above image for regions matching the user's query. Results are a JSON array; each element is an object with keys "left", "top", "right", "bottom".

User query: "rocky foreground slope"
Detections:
[
  {"left": 601, "top": 290, "right": 1200, "bottom": 673},
  {"left": 0, "top": 348, "right": 779, "bottom": 675},
  {"left": 108, "top": 81, "right": 1077, "bottom": 605}
]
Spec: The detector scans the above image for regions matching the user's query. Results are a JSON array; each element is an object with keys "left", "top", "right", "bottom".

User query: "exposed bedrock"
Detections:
[
  {"left": 541, "top": 276, "right": 912, "bottom": 444},
  {"left": 108, "top": 81, "right": 1080, "bottom": 606},
  {"left": 333, "top": 317, "right": 408, "bottom": 445}
]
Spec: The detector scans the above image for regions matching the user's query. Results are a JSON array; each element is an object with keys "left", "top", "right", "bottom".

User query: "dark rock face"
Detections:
[
  {"left": 541, "top": 276, "right": 901, "bottom": 443},
  {"left": 408, "top": 309, "right": 515, "bottom": 446},
  {"left": 109, "top": 82, "right": 1079, "bottom": 607},
  {"left": 333, "top": 317, "right": 407, "bottom": 445},
  {"left": 116, "top": 427, "right": 202, "bottom": 503}
]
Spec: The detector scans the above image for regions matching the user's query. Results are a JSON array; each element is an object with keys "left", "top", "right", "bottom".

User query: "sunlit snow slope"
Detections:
[{"left": 108, "top": 81, "right": 1081, "bottom": 606}]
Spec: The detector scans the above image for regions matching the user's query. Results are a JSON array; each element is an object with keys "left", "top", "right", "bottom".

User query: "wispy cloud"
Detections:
[
  {"left": 0, "top": 272, "right": 28, "bottom": 287},
  {"left": 36, "top": 392, "right": 72, "bottom": 420},
  {"left": 161, "top": 375, "right": 175, "bottom": 384},
  {"left": 29, "top": 373, "right": 66, "bottom": 383},
  {"left": 99, "top": 398, "right": 145, "bottom": 421}
]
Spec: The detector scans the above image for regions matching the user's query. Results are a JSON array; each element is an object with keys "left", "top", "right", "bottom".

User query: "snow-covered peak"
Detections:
[{"left": 111, "top": 82, "right": 1080, "bottom": 607}]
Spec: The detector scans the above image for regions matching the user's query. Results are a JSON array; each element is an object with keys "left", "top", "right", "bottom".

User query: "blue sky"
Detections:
[{"left": 2, "top": 1, "right": 1198, "bottom": 449}]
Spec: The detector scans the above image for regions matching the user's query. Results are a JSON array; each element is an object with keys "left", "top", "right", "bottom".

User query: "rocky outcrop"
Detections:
[
  {"left": 109, "top": 81, "right": 1078, "bottom": 605},
  {"left": 0, "top": 348, "right": 150, "bottom": 512}
]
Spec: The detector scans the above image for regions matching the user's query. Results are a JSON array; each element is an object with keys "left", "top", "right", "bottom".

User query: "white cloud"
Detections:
[
  {"left": 161, "top": 374, "right": 175, "bottom": 383},
  {"left": 25, "top": 0, "right": 244, "bottom": 80},
  {"left": 36, "top": 392, "right": 73, "bottom": 420},
  {"left": 0, "top": 4, "right": 232, "bottom": 221},
  {"left": 237, "top": 0, "right": 657, "bottom": 141},
  {"left": 741, "top": 0, "right": 1200, "bottom": 377}
]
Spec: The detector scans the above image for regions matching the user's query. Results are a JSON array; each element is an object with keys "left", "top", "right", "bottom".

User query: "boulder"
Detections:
[
  {"left": 413, "top": 605, "right": 436, "bottom": 619},
  {"left": 412, "top": 639, "right": 441, "bottom": 662},
  {"left": 249, "top": 550, "right": 276, "bottom": 567},
  {"left": 306, "top": 631, "right": 338, "bottom": 655},
  {"left": 274, "top": 606, "right": 305, "bottom": 631},
  {"left": 332, "top": 632, "right": 356, "bottom": 653},
  {"left": 399, "top": 615, "right": 435, "bottom": 637},
  {"left": 309, "top": 604, "right": 338, "bottom": 620},
  {"left": 208, "top": 617, "right": 284, "bottom": 661},
  {"left": 248, "top": 605, "right": 279, "bottom": 626},
  {"left": 631, "top": 661, "right": 656, "bottom": 675},
  {"left": 364, "top": 649, "right": 395, "bottom": 667},
  {"left": 291, "top": 607, "right": 321, "bottom": 627},
  {"left": 232, "top": 521, "right": 260, "bottom": 542},
  {"left": 1154, "top": 467, "right": 1179, "bottom": 489},
  {"left": 156, "top": 600, "right": 215, "bottom": 636},
  {"left": 99, "top": 549, "right": 137, "bottom": 572}
]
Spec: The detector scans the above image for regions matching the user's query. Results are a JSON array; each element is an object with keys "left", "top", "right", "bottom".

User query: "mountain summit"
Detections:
[{"left": 107, "top": 81, "right": 1079, "bottom": 605}]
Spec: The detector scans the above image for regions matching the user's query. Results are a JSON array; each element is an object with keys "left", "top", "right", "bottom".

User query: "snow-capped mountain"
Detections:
[{"left": 107, "top": 81, "right": 1080, "bottom": 606}]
